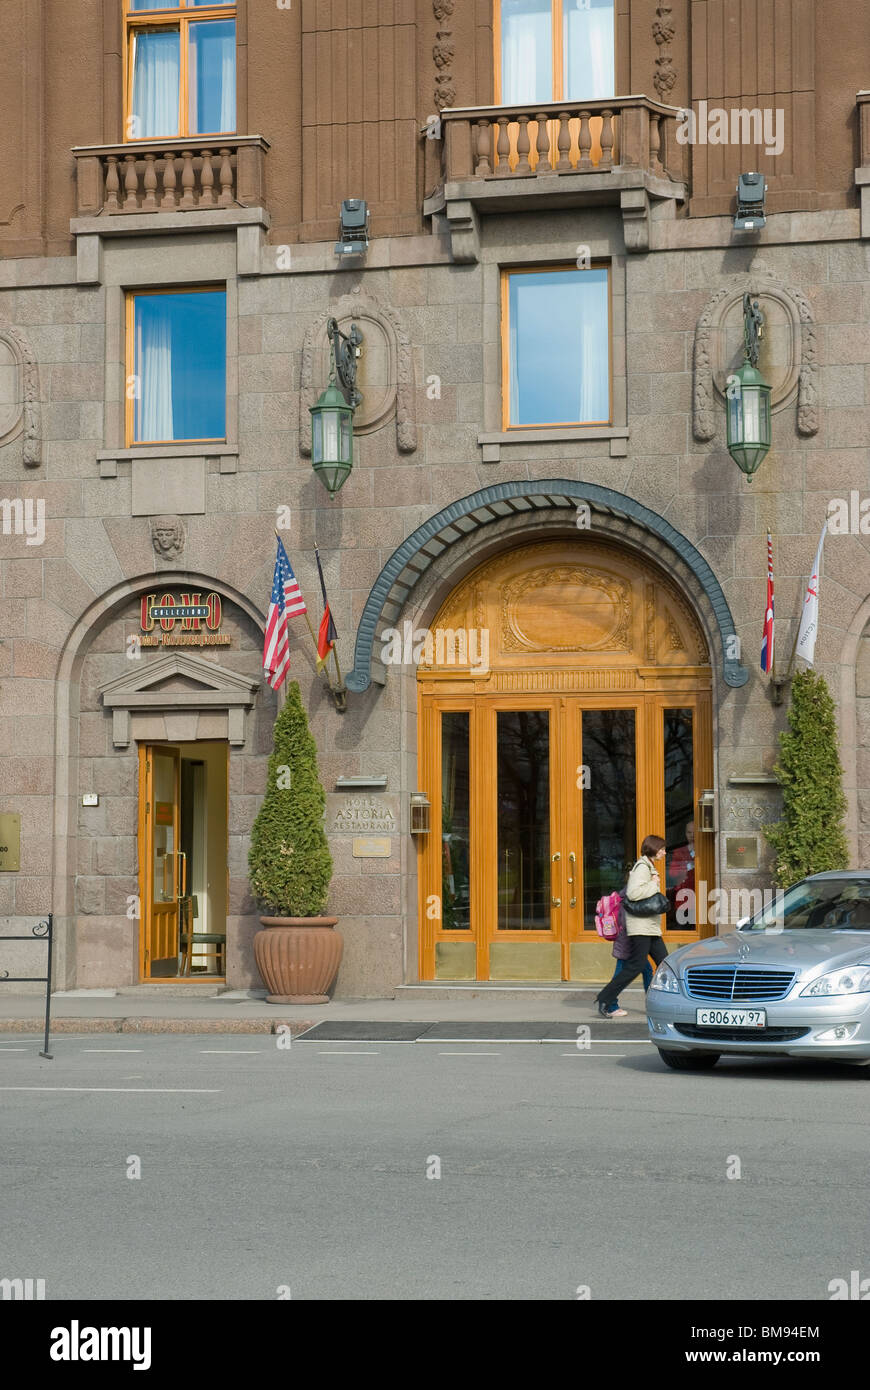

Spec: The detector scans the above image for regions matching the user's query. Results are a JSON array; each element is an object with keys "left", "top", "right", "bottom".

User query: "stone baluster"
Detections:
[
  {"left": 649, "top": 113, "right": 663, "bottom": 175},
  {"left": 534, "top": 113, "right": 552, "bottom": 172},
  {"left": 555, "top": 111, "right": 573, "bottom": 171},
  {"left": 577, "top": 111, "right": 593, "bottom": 170},
  {"left": 199, "top": 150, "right": 215, "bottom": 206},
  {"left": 217, "top": 148, "right": 234, "bottom": 205},
  {"left": 495, "top": 117, "right": 511, "bottom": 176},
  {"left": 105, "top": 155, "right": 121, "bottom": 212},
  {"left": 600, "top": 109, "right": 614, "bottom": 169},
  {"left": 161, "top": 152, "right": 178, "bottom": 208},
  {"left": 180, "top": 150, "right": 196, "bottom": 208},
  {"left": 474, "top": 119, "right": 492, "bottom": 176},
  {"left": 142, "top": 152, "right": 158, "bottom": 211},
  {"left": 123, "top": 154, "right": 140, "bottom": 210},
  {"left": 515, "top": 114, "right": 532, "bottom": 175}
]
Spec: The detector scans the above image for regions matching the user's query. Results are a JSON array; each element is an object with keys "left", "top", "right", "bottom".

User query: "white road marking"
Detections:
[
  {"left": 316, "top": 1050, "right": 381, "bottom": 1055},
  {"left": 0, "top": 1047, "right": 29, "bottom": 1052},
  {"left": 82, "top": 1048, "right": 143, "bottom": 1053},
  {"left": 0, "top": 1086, "right": 221, "bottom": 1093}
]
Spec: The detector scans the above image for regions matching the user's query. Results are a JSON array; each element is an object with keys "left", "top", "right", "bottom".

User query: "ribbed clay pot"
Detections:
[{"left": 253, "top": 917, "right": 343, "bottom": 1003}]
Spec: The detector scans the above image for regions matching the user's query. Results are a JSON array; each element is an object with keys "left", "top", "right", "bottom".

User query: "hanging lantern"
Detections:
[
  {"left": 310, "top": 381, "right": 354, "bottom": 498},
  {"left": 726, "top": 359, "right": 772, "bottom": 479}
]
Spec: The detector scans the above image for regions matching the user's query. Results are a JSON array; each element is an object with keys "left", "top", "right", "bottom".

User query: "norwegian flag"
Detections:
[
  {"left": 760, "top": 529, "right": 774, "bottom": 674},
  {"left": 263, "top": 537, "right": 307, "bottom": 690}
]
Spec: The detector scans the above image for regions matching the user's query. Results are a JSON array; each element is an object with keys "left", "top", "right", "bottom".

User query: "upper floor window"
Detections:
[
  {"left": 496, "top": 0, "right": 614, "bottom": 105},
  {"left": 127, "top": 288, "right": 227, "bottom": 445},
  {"left": 502, "top": 266, "right": 611, "bottom": 428},
  {"left": 125, "top": 1, "right": 236, "bottom": 141}
]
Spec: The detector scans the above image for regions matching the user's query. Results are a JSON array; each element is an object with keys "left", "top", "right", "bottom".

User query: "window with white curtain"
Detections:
[
  {"left": 498, "top": 0, "right": 615, "bottom": 103},
  {"left": 504, "top": 267, "right": 610, "bottom": 427},
  {"left": 131, "top": 289, "right": 227, "bottom": 444},
  {"left": 125, "top": 0, "right": 236, "bottom": 140}
]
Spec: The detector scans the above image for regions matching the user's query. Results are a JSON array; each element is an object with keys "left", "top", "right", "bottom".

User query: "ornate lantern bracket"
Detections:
[{"left": 327, "top": 317, "right": 364, "bottom": 408}]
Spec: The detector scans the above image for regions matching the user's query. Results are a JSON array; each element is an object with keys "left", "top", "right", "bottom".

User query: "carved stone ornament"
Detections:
[
  {"left": 501, "top": 565, "right": 632, "bottom": 653},
  {"left": 150, "top": 515, "right": 186, "bottom": 562},
  {"left": 0, "top": 320, "right": 42, "bottom": 466},
  {"left": 433, "top": 0, "right": 456, "bottom": 110},
  {"left": 652, "top": 5, "right": 677, "bottom": 103},
  {"left": 693, "top": 267, "right": 820, "bottom": 441},
  {"left": 299, "top": 291, "right": 417, "bottom": 456}
]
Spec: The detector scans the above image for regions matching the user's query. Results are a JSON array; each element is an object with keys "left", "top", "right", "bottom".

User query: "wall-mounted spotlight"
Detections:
[
  {"left": 334, "top": 198, "right": 370, "bottom": 258},
  {"left": 734, "top": 172, "right": 766, "bottom": 231}
]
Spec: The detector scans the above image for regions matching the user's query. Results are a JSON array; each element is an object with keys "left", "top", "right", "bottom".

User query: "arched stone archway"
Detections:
[{"left": 51, "top": 572, "right": 270, "bottom": 989}]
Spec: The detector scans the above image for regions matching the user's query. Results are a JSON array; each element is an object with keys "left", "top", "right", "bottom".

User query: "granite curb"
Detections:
[{"left": 0, "top": 1017, "right": 315, "bottom": 1036}]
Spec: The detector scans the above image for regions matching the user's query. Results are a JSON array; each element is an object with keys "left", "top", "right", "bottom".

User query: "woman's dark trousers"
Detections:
[{"left": 596, "top": 935, "right": 668, "bottom": 1008}]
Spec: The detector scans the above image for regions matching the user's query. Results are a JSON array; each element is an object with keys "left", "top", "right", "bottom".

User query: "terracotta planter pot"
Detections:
[{"left": 253, "top": 916, "right": 343, "bottom": 1004}]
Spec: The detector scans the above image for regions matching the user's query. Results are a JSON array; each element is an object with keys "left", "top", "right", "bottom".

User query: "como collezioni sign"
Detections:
[{"left": 139, "top": 592, "right": 231, "bottom": 648}]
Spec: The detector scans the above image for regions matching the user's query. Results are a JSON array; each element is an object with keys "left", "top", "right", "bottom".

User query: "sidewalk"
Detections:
[{"left": 0, "top": 982, "right": 650, "bottom": 1036}]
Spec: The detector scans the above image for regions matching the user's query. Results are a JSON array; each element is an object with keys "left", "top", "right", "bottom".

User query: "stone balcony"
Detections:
[
  {"left": 69, "top": 136, "right": 272, "bottom": 285},
  {"left": 426, "top": 95, "right": 688, "bottom": 261}
]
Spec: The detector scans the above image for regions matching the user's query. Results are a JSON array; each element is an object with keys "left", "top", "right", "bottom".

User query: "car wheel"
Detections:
[{"left": 657, "top": 1049, "right": 720, "bottom": 1071}]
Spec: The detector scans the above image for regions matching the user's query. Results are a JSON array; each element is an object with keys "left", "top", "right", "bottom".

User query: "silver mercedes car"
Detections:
[{"left": 647, "top": 871, "right": 870, "bottom": 1070}]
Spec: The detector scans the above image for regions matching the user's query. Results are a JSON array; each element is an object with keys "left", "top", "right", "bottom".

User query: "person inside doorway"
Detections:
[
  {"left": 667, "top": 819, "right": 696, "bottom": 926},
  {"left": 595, "top": 835, "right": 669, "bottom": 1018}
]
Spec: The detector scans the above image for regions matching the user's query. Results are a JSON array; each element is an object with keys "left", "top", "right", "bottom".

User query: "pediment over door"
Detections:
[{"left": 98, "top": 652, "right": 260, "bottom": 748}]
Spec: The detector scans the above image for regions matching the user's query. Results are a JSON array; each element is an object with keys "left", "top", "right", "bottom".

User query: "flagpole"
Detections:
[
  {"left": 771, "top": 510, "right": 831, "bottom": 701},
  {"left": 274, "top": 528, "right": 322, "bottom": 662}
]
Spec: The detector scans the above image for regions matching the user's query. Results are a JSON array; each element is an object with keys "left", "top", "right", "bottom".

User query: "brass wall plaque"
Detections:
[
  {"left": 352, "top": 836, "right": 392, "bottom": 858},
  {"left": 0, "top": 814, "right": 21, "bottom": 871},
  {"left": 725, "top": 835, "right": 759, "bottom": 870}
]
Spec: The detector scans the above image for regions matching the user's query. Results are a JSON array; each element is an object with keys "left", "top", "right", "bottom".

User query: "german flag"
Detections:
[{"left": 315, "top": 546, "right": 337, "bottom": 672}]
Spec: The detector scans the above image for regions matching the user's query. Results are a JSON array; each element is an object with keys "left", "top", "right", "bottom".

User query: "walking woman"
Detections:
[{"left": 595, "top": 835, "right": 669, "bottom": 1019}]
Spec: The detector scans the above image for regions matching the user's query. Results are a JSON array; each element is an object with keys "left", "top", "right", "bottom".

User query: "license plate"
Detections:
[{"left": 695, "top": 1008, "right": 766, "bottom": 1028}]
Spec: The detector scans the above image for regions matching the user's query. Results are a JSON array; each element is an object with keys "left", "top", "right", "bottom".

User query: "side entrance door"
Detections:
[{"left": 139, "top": 745, "right": 182, "bottom": 979}]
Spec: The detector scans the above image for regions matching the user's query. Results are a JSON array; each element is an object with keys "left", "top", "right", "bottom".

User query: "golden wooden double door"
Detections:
[{"left": 416, "top": 540, "right": 715, "bottom": 982}]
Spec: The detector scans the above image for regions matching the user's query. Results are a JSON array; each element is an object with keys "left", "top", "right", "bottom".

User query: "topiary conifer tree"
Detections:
[
  {"left": 248, "top": 681, "right": 333, "bottom": 916},
  {"left": 763, "top": 668, "right": 849, "bottom": 887}
]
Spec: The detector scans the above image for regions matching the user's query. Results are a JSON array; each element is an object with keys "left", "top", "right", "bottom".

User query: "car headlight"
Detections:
[
  {"left": 650, "top": 961, "right": 680, "bottom": 993},
  {"left": 800, "top": 964, "right": 870, "bottom": 997}
]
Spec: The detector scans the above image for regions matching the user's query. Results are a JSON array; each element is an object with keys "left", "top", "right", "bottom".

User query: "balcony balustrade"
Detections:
[
  {"left": 429, "top": 95, "right": 688, "bottom": 261},
  {"left": 72, "top": 136, "right": 270, "bottom": 217}
]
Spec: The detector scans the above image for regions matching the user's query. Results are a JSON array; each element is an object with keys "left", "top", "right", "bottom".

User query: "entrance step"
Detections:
[
  {"left": 116, "top": 982, "right": 227, "bottom": 998},
  {"left": 395, "top": 981, "right": 618, "bottom": 1001}
]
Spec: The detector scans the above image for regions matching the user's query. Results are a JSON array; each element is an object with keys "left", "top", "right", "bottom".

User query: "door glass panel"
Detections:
[
  {"left": 441, "top": 713, "right": 470, "bottom": 930},
  {"left": 564, "top": 0, "right": 614, "bottom": 100},
  {"left": 663, "top": 708, "right": 695, "bottom": 928},
  {"left": 152, "top": 753, "right": 176, "bottom": 903},
  {"left": 581, "top": 709, "right": 636, "bottom": 929},
  {"left": 497, "top": 711, "right": 550, "bottom": 929},
  {"left": 501, "top": 0, "right": 553, "bottom": 104}
]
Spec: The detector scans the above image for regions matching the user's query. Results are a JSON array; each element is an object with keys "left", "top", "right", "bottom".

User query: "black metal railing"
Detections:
[{"left": 0, "top": 914, "right": 53, "bottom": 1058}]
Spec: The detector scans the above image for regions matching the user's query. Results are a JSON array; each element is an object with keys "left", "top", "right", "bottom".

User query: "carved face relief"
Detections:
[{"left": 151, "top": 516, "right": 185, "bottom": 561}]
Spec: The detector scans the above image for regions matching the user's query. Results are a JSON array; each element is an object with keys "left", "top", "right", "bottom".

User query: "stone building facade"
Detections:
[{"left": 0, "top": 0, "right": 868, "bottom": 993}]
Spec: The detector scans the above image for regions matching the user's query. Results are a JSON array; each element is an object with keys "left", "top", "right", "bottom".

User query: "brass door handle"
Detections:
[
  {"left": 568, "top": 850, "right": 577, "bottom": 907},
  {"left": 552, "top": 897, "right": 561, "bottom": 907}
]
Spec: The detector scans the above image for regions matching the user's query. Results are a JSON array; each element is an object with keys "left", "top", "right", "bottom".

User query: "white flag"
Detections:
[{"left": 795, "top": 520, "right": 827, "bottom": 667}]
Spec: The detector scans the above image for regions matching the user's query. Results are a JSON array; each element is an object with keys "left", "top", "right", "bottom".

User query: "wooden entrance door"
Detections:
[
  {"left": 139, "top": 745, "right": 182, "bottom": 979},
  {"left": 417, "top": 539, "right": 715, "bottom": 981}
]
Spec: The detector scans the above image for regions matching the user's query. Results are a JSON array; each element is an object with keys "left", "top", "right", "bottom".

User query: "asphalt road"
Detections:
[{"left": 1, "top": 1032, "right": 867, "bottom": 1301}]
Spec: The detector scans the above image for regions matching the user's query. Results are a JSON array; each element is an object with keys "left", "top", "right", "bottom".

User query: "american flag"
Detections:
[
  {"left": 760, "top": 529, "right": 774, "bottom": 674},
  {"left": 263, "top": 537, "right": 307, "bottom": 690}
]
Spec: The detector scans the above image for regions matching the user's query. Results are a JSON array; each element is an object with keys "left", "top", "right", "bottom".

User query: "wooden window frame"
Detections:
[
  {"left": 500, "top": 263, "right": 613, "bottom": 431},
  {"left": 125, "top": 285, "right": 228, "bottom": 447},
  {"left": 123, "top": 0, "right": 237, "bottom": 144},
  {"left": 493, "top": 0, "right": 616, "bottom": 105}
]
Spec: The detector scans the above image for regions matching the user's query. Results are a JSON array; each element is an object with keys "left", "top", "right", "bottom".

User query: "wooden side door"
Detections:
[{"left": 139, "top": 745, "right": 182, "bottom": 980}]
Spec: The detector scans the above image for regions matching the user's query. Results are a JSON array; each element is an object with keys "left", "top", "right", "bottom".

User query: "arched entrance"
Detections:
[{"left": 417, "top": 538, "right": 715, "bottom": 982}]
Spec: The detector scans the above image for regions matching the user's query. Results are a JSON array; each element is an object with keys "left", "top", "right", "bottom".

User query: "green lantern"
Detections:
[
  {"left": 726, "top": 292, "right": 772, "bottom": 481},
  {"left": 726, "top": 359, "right": 772, "bottom": 479},
  {"left": 310, "top": 380, "right": 354, "bottom": 498}
]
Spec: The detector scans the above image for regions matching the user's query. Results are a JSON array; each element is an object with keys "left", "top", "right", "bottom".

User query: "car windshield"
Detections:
[{"left": 743, "top": 880, "right": 870, "bottom": 931}]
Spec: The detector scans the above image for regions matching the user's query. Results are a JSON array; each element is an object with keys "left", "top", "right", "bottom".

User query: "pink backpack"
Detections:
[{"left": 594, "top": 890, "right": 625, "bottom": 940}]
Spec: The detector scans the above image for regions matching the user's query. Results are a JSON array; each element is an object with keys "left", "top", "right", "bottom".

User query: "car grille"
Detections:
[
  {"left": 675, "top": 1024, "right": 811, "bottom": 1042},
  {"left": 684, "top": 965, "right": 796, "bottom": 1002}
]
